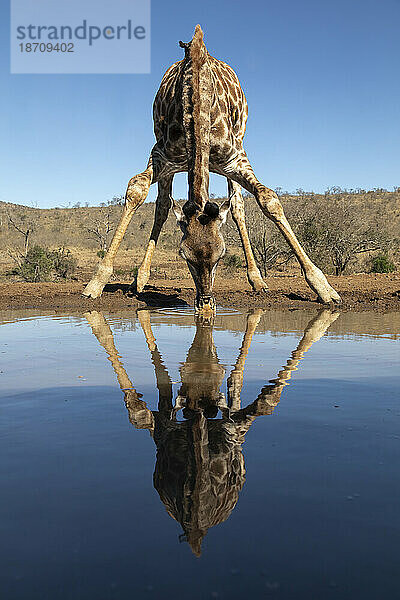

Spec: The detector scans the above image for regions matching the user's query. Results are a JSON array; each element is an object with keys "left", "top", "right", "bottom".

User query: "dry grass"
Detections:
[{"left": 1, "top": 188, "right": 399, "bottom": 282}]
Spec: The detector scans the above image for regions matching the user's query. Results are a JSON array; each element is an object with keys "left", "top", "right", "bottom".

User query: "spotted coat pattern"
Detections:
[{"left": 152, "top": 55, "right": 248, "bottom": 181}]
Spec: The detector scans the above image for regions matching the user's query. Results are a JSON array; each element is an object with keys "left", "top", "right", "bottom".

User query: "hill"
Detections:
[{"left": 1, "top": 188, "right": 399, "bottom": 282}]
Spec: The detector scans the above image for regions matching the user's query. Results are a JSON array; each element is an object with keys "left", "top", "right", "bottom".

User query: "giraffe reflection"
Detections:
[{"left": 85, "top": 309, "right": 339, "bottom": 556}]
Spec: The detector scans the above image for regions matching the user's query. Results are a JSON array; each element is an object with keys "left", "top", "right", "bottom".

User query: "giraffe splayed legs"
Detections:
[
  {"left": 83, "top": 158, "right": 155, "bottom": 299},
  {"left": 217, "top": 154, "right": 341, "bottom": 304},
  {"left": 84, "top": 25, "right": 341, "bottom": 308}
]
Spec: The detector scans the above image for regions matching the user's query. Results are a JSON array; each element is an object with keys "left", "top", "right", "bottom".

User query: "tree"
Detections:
[
  {"left": 86, "top": 208, "right": 117, "bottom": 253},
  {"left": 107, "top": 195, "right": 124, "bottom": 206},
  {"left": 6, "top": 210, "right": 36, "bottom": 257},
  {"left": 248, "top": 218, "right": 292, "bottom": 276},
  {"left": 292, "top": 194, "right": 392, "bottom": 275}
]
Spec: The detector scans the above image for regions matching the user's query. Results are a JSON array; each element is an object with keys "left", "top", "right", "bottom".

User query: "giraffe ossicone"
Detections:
[{"left": 83, "top": 25, "right": 341, "bottom": 310}]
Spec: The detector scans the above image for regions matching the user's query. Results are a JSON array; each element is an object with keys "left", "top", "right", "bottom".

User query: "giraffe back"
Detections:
[{"left": 153, "top": 38, "right": 248, "bottom": 179}]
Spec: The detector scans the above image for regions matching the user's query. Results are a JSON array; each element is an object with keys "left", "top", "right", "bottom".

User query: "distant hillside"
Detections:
[
  {"left": 1, "top": 188, "right": 398, "bottom": 250},
  {"left": 0, "top": 200, "right": 181, "bottom": 252},
  {"left": 1, "top": 188, "right": 399, "bottom": 278}
]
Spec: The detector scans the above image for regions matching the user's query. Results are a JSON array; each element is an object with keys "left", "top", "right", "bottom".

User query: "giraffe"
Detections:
[
  {"left": 84, "top": 308, "right": 340, "bottom": 556},
  {"left": 83, "top": 25, "right": 341, "bottom": 311}
]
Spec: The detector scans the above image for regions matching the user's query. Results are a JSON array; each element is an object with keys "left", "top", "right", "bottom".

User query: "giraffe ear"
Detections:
[{"left": 171, "top": 196, "right": 187, "bottom": 225}]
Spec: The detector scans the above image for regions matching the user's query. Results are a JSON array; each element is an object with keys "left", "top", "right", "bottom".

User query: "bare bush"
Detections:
[
  {"left": 6, "top": 210, "right": 37, "bottom": 257},
  {"left": 247, "top": 212, "right": 292, "bottom": 276},
  {"left": 85, "top": 207, "right": 119, "bottom": 252},
  {"left": 244, "top": 190, "right": 399, "bottom": 276},
  {"left": 291, "top": 193, "right": 397, "bottom": 275}
]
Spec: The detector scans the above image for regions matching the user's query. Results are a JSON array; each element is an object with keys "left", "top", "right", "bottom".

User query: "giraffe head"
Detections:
[{"left": 172, "top": 196, "right": 231, "bottom": 313}]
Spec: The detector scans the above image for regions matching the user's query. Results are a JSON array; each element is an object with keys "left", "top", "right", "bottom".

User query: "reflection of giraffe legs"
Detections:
[
  {"left": 84, "top": 310, "right": 132, "bottom": 390},
  {"left": 137, "top": 310, "right": 173, "bottom": 413},
  {"left": 84, "top": 310, "right": 154, "bottom": 431},
  {"left": 239, "top": 309, "right": 340, "bottom": 418},
  {"left": 228, "top": 180, "right": 267, "bottom": 292},
  {"left": 136, "top": 176, "right": 173, "bottom": 293},
  {"left": 221, "top": 156, "right": 341, "bottom": 304},
  {"left": 271, "top": 308, "right": 341, "bottom": 387},
  {"left": 83, "top": 154, "right": 156, "bottom": 299},
  {"left": 82, "top": 302, "right": 342, "bottom": 560},
  {"left": 227, "top": 309, "right": 264, "bottom": 411},
  {"left": 84, "top": 307, "right": 339, "bottom": 431}
]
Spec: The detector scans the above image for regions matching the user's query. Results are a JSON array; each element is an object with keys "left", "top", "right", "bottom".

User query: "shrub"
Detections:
[
  {"left": 15, "top": 246, "right": 53, "bottom": 282},
  {"left": 97, "top": 249, "right": 106, "bottom": 258},
  {"left": 224, "top": 253, "right": 242, "bottom": 270},
  {"left": 52, "top": 247, "right": 77, "bottom": 278},
  {"left": 13, "top": 245, "right": 76, "bottom": 282},
  {"left": 113, "top": 266, "right": 138, "bottom": 280},
  {"left": 370, "top": 254, "right": 396, "bottom": 273}
]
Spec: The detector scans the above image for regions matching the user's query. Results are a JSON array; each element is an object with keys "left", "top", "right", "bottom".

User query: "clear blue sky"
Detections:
[{"left": 1, "top": 0, "right": 399, "bottom": 208}]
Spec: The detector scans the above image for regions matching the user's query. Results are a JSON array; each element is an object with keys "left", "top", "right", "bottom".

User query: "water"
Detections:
[{"left": 1, "top": 307, "right": 399, "bottom": 600}]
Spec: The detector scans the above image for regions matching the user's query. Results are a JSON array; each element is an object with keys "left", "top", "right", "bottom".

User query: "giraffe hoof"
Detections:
[
  {"left": 317, "top": 284, "right": 342, "bottom": 305},
  {"left": 248, "top": 273, "right": 268, "bottom": 292},
  {"left": 83, "top": 264, "right": 113, "bottom": 298},
  {"left": 253, "top": 281, "right": 269, "bottom": 293},
  {"left": 305, "top": 268, "right": 341, "bottom": 304},
  {"left": 318, "top": 293, "right": 342, "bottom": 305},
  {"left": 82, "top": 280, "right": 105, "bottom": 299},
  {"left": 135, "top": 269, "right": 150, "bottom": 294}
]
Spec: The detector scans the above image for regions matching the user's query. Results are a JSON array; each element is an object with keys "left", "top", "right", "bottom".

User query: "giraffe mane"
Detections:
[{"left": 181, "top": 25, "right": 211, "bottom": 211}]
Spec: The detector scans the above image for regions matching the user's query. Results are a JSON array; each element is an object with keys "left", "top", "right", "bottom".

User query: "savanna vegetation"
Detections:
[
  {"left": 0, "top": 187, "right": 398, "bottom": 283},
  {"left": 238, "top": 187, "right": 400, "bottom": 277}
]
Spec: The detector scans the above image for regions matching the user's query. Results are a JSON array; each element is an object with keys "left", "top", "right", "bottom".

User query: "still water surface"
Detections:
[{"left": 1, "top": 308, "right": 399, "bottom": 599}]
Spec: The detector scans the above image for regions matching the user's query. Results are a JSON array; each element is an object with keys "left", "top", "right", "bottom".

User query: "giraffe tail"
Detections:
[{"left": 181, "top": 25, "right": 212, "bottom": 211}]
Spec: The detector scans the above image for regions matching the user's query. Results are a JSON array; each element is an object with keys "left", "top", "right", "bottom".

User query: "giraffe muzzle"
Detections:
[{"left": 195, "top": 295, "right": 216, "bottom": 314}]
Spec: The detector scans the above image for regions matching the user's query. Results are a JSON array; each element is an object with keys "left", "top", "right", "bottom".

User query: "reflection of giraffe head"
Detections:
[{"left": 178, "top": 315, "right": 225, "bottom": 413}]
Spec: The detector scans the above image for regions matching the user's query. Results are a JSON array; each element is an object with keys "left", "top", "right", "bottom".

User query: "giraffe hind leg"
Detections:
[
  {"left": 227, "top": 179, "right": 267, "bottom": 292},
  {"left": 83, "top": 158, "right": 155, "bottom": 299},
  {"left": 135, "top": 176, "right": 173, "bottom": 293}
]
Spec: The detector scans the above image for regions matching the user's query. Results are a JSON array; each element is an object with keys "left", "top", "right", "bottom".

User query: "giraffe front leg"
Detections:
[
  {"left": 83, "top": 161, "right": 154, "bottom": 299},
  {"left": 222, "top": 155, "right": 341, "bottom": 304},
  {"left": 259, "top": 192, "right": 341, "bottom": 303},
  {"left": 228, "top": 180, "right": 267, "bottom": 292},
  {"left": 135, "top": 176, "right": 173, "bottom": 293}
]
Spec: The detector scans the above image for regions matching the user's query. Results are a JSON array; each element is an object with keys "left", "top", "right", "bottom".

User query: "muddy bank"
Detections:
[{"left": 0, "top": 273, "right": 399, "bottom": 312}]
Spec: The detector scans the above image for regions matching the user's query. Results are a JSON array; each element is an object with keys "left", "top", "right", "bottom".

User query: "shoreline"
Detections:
[{"left": 0, "top": 274, "right": 399, "bottom": 313}]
